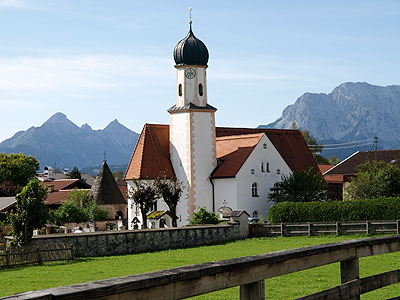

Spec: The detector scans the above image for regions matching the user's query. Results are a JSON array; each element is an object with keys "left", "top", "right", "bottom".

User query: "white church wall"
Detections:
[
  {"left": 214, "top": 178, "right": 237, "bottom": 212},
  {"left": 176, "top": 69, "right": 185, "bottom": 106},
  {"left": 192, "top": 111, "right": 216, "bottom": 213},
  {"left": 170, "top": 113, "right": 190, "bottom": 226},
  {"left": 235, "top": 135, "right": 292, "bottom": 219}
]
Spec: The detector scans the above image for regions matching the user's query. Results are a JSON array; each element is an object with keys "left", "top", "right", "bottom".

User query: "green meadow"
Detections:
[{"left": 0, "top": 235, "right": 399, "bottom": 299}]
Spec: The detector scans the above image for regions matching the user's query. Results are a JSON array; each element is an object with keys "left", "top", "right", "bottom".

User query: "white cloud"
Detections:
[
  {"left": 0, "top": 0, "right": 29, "bottom": 8},
  {"left": 0, "top": 54, "right": 172, "bottom": 91}
]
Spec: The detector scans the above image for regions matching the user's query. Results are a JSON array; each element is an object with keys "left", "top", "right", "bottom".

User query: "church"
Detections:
[{"left": 124, "top": 21, "right": 317, "bottom": 229}]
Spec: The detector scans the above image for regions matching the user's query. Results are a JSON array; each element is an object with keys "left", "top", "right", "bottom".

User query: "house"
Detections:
[
  {"left": 124, "top": 21, "right": 317, "bottom": 229},
  {"left": 89, "top": 161, "right": 127, "bottom": 221},
  {"left": 318, "top": 164, "right": 343, "bottom": 200},
  {"left": 0, "top": 197, "right": 16, "bottom": 221},
  {"left": 42, "top": 178, "right": 91, "bottom": 209},
  {"left": 323, "top": 149, "right": 400, "bottom": 199}
]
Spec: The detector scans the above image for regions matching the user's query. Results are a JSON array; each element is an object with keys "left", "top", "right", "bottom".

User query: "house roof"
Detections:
[
  {"left": 147, "top": 210, "right": 177, "bottom": 220},
  {"left": 0, "top": 197, "right": 17, "bottom": 212},
  {"left": 89, "top": 161, "right": 127, "bottom": 205},
  {"left": 212, "top": 133, "right": 264, "bottom": 178},
  {"left": 318, "top": 164, "right": 334, "bottom": 174},
  {"left": 325, "top": 150, "right": 400, "bottom": 175},
  {"left": 42, "top": 179, "right": 91, "bottom": 191},
  {"left": 44, "top": 190, "right": 91, "bottom": 206},
  {"left": 125, "top": 124, "right": 175, "bottom": 180},
  {"left": 230, "top": 210, "right": 250, "bottom": 217},
  {"left": 125, "top": 124, "right": 318, "bottom": 180}
]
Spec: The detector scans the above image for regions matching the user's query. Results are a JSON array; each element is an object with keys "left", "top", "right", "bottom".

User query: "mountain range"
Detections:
[
  {"left": 260, "top": 82, "right": 400, "bottom": 159},
  {"left": 0, "top": 113, "right": 139, "bottom": 171}
]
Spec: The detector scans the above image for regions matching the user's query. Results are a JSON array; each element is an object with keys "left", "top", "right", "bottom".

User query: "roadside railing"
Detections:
[
  {"left": 2, "top": 235, "right": 400, "bottom": 299},
  {"left": 0, "top": 243, "right": 74, "bottom": 268},
  {"left": 250, "top": 220, "right": 400, "bottom": 237}
]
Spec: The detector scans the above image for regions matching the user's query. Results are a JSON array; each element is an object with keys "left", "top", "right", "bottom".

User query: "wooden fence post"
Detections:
[
  {"left": 240, "top": 280, "right": 265, "bottom": 300},
  {"left": 37, "top": 246, "right": 43, "bottom": 266},
  {"left": 280, "top": 223, "right": 284, "bottom": 237},
  {"left": 5, "top": 249, "right": 10, "bottom": 267},
  {"left": 308, "top": 222, "right": 312, "bottom": 236},
  {"left": 336, "top": 222, "right": 340, "bottom": 236},
  {"left": 340, "top": 258, "right": 360, "bottom": 300},
  {"left": 366, "top": 221, "right": 370, "bottom": 235}
]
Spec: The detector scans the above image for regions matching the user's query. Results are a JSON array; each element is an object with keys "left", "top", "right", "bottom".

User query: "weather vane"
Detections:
[{"left": 189, "top": 7, "right": 192, "bottom": 24}]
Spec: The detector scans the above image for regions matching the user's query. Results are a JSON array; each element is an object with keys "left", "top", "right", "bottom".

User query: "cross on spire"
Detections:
[
  {"left": 189, "top": 7, "right": 192, "bottom": 24},
  {"left": 222, "top": 200, "right": 228, "bottom": 207},
  {"left": 103, "top": 151, "right": 107, "bottom": 162}
]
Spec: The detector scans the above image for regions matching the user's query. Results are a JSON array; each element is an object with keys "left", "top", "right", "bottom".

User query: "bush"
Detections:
[
  {"left": 268, "top": 197, "right": 400, "bottom": 223},
  {"left": 190, "top": 207, "right": 220, "bottom": 225}
]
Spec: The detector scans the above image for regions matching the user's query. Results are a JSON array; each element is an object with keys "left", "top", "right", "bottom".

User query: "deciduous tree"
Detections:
[
  {"left": 7, "top": 179, "right": 48, "bottom": 246},
  {"left": 128, "top": 180, "right": 158, "bottom": 229},
  {"left": 0, "top": 153, "right": 39, "bottom": 195},
  {"left": 268, "top": 168, "right": 327, "bottom": 203},
  {"left": 155, "top": 177, "right": 182, "bottom": 227},
  {"left": 345, "top": 160, "right": 400, "bottom": 200},
  {"left": 189, "top": 207, "right": 220, "bottom": 225}
]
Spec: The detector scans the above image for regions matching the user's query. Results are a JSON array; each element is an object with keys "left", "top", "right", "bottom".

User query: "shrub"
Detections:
[
  {"left": 190, "top": 207, "right": 220, "bottom": 225},
  {"left": 268, "top": 197, "right": 400, "bottom": 223}
]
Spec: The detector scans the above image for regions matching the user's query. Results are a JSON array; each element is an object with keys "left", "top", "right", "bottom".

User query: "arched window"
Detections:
[
  {"left": 252, "top": 210, "right": 259, "bottom": 218},
  {"left": 199, "top": 83, "right": 203, "bottom": 96},
  {"left": 178, "top": 84, "right": 182, "bottom": 96},
  {"left": 251, "top": 183, "right": 258, "bottom": 197}
]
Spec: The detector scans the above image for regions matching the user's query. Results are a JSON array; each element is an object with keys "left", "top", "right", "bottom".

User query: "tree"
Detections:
[
  {"left": 0, "top": 153, "right": 39, "bottom": 195},
  {"left": 268, "top": 168, "right": 327, "bottom": 203},
  {"left": 345, "top": 160, "right": 400, "bottom": 200},
  {"left": 69, "top": 166, "right": 82, "bottom": 180},
  {"left": 128, "top": 180, "right": 158, "bottom": 229},
  {"left": 112, "top": 170, "right": 124, "bottom": 181},
  {"left": 49, "top": 189, "right": 109, "bottom": 223},
  {"left": 328, "top": 155, "right": 340, "bottom": 165},
  {"left": 155, "top": 177, "right": 182, "bottom": 227},
  {"left": 7, "top": 179, "right": 48, "bottom": 246},
  {"left": 289, "top": 122, "right": 324, "bottom": 162},
  {"left": 189, "top": 207, "right": 220, "bottom": 225}
]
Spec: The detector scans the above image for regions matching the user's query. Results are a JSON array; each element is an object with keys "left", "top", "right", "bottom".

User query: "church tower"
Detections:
[{"left": 169, "top": 18, "right": 217, "bottom": 224}]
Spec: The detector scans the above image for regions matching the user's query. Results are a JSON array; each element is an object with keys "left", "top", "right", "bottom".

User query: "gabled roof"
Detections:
[
  {"left": 44, "top": 189, "right": 91, "bottom": 206},
  {"left": 125, "top": 124, "right": 175, "bottom": 180},
  {"left": 212, "top": 133, "right": 264, "bottom": 178},
  {"left": 90, "top": 161, "right": 127, "bottom": 205},
  {"left": 325, "top": 150, "right": 400, "bottom": 175},
  {"left": 318, "top": 164, "right": 334, "bottom": 174},
  {"left": 216, "top": 127, "right": 319, "bottom": 173},
  {"left": 0, "top": 197, "right": 17, "bottom": 212},
  {"left": 42, "top": 179, "right": 91, "bottom": 191},
  {"left": 125, "top": 124, "right": 318, "bottom": 180},
  {"left": 147, "top": 210, "right": 177, "bottom": 220}
]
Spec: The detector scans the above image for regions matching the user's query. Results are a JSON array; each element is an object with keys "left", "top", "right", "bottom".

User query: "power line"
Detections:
[
  {"left": 314, "top": 142, "right": 374, "bottom": 151},
  {"left": 308, "top": 138, "right": 373, "bottom": 147}
]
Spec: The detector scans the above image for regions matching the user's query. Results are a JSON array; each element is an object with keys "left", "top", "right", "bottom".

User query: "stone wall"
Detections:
[{"left": 24, "top": 223, "right": 247, "bottom": 257}]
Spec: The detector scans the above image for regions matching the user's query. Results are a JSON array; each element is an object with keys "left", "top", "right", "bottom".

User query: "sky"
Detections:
[{"left": 0, "top": 0, "right": 399, "bottom": 141}]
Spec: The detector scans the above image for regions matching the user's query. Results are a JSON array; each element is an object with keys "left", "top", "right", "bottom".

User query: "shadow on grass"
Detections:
[{"left": 0, "top": 257, "right": 96, "bottom": 272}]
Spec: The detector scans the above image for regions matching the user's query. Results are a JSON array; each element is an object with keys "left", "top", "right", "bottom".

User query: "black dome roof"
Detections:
[{"left": 173, "top": 25, "right": 209, "bottom": 67}]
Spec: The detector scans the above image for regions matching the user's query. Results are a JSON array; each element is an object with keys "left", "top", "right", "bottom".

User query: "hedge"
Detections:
[{"left": 267, "top": 197, "right": 400, "bottom": 223}]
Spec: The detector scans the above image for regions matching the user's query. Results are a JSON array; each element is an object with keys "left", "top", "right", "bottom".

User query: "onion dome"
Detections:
[{"left": 173, "top": 24, "right": 209, "bottom": 67}]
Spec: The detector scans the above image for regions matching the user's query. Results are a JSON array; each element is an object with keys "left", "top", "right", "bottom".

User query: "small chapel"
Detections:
[{"left": 124, "top": 19, "right": 317, "bottom": 229}]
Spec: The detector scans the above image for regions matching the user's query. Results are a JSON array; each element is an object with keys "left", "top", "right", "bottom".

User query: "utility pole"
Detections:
[{"left": 373, "top": 136, "right": 378, "bottom": 161}]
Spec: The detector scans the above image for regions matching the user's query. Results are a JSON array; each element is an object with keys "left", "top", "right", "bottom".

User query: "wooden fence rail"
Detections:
[
  {"left": 2, "top": 235, "right": 400, "bottom": 300},
  {"left": 0, "top": 243, "right": 74, "bottom": 268},
  {"left": 249, "top": 220, "right": 400, "bottom": 237}
]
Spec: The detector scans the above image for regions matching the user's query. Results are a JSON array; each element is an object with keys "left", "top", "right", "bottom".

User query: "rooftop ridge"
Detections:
[{"left": 216, "top": 133, "right": 264, "bottom": 141}]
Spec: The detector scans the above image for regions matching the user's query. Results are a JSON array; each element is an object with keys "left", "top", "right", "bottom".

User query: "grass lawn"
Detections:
[{"left": 0, "top": 235, "right": 399, "bottom": 299}]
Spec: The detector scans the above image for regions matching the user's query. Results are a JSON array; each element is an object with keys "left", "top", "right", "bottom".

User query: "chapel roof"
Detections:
[
  {"left": 124, "top": 124, "right": 318, "bottom": 180},
  {"left": 89, "top": 161, "right": 127, "bottom": 205},
  {"left": 324, "top": 149, "right": 400, "bottom": 175}
]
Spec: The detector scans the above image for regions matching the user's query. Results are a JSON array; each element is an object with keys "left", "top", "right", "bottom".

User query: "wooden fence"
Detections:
[
  {"left": 2, "top": 235, "right": 400, "bottom": 299},
  {"left": 0, "top": 243, "right": 74, "bottom": 268},
  {"left": 250, "top": 220, "right": 400, "bottom": 237}
]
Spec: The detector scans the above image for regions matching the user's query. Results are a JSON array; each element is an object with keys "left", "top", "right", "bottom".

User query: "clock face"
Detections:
[{"left": 185, "top": 67, "right": 196, "bottom": 79}]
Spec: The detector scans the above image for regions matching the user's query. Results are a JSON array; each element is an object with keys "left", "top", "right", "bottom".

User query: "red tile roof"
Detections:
[
  {"left": 44, "top": 189, "right": 91, "bottom": 205},
  {"left": 216, "top": 127, "right": 319, "bottom": 173},
  {"left": 125, "top": 124, "right": 318, "bottom": 180},
  {"left": 325, "top": 150, "right": 400, "bottom": 175},
  {"left": 318, "top": 164, "right": 334, "bottom": 174},
  {"left": 125, "top": 124, "right": 175, "bottom": 179},
  {"left": 42, "top": 179, "right": 91, "bottom": 191},
  {"left": 212, "top": 133, "right": 264, "bottom": 178}
]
